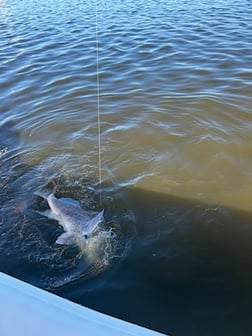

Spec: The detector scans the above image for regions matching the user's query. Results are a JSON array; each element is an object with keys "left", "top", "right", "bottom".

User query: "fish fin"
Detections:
[
  {"left": 37, "top": 210, "right": 57, "bottom": 220},
  {"left": 34, "top": 189, "right": 53, "bottom": 200},
  {"left": 55, "top": 232, "right": 74, "bottom": 245},
  {"left": 85, "top": 210, "right": 104, "bottom": 236},
  {"left": 34, "top": 181, "right": 57, "bottom": 199}
]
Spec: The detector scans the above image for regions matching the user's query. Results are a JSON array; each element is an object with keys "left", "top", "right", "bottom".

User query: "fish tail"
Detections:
[{"left": 35, "top": 180, "right": 57, "bottom": 199}]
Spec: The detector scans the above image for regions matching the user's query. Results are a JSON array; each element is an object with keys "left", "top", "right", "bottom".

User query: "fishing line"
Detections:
[{"left": 95, "top": 1, "right": 102, "bottom": 194}]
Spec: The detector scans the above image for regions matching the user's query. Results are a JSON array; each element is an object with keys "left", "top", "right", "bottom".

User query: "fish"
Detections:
[{"left": 37, "top": 192, "right": 104, "bottom": 245}]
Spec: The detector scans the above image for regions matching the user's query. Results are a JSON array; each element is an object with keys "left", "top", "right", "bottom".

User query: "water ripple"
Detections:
[{"left": 1, "top": 1, "right": 252, "bottom": 334}]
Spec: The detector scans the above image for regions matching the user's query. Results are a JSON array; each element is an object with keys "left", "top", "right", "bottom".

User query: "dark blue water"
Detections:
[{"left": 1, "top": 0, "right": 252, "bottom": 335}]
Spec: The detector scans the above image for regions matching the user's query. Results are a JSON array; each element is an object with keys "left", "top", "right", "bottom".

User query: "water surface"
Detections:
[{"left": 1, "top": 0, "right": 252, "bottom": 335}]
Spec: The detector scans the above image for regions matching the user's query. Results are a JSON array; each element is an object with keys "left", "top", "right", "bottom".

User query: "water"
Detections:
[{"left": 1, "top": 0, "right": 252, "bottom": 334}]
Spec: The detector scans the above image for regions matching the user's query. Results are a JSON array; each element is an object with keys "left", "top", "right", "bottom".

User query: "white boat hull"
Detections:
[{"left": 0, "top": 272, "right": 166, "bottom": 336}]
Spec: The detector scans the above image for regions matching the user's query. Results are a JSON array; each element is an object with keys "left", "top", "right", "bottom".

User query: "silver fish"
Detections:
[{"left": 38, "top": 193, "right": 104, "bottom": 245}]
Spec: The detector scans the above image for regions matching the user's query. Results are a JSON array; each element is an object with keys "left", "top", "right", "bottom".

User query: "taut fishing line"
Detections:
[{"left": 95, "top": 1, "right": 102, "bottom": 195}]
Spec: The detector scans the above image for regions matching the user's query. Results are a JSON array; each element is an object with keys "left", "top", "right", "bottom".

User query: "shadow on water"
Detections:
[
  {"left": 1, "top": 122, "right": 252, "bottom": 336},
  {"left": 94, "top": 187, "right": 252, "bottom": 336}
]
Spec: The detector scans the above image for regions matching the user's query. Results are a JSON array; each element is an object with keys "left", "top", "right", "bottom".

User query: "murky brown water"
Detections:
[{"left": 1, "top": 0, "right": 252, "bottom": 335}]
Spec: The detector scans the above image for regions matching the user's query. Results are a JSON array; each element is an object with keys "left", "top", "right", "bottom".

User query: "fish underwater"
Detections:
[{"left": 37, "top": 192, "right": 104, "bottom": 246}]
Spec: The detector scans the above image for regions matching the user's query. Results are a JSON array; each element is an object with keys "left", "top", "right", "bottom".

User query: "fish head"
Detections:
[{"left": 81, "top": 209, "right": 104, "bottom": 239}]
